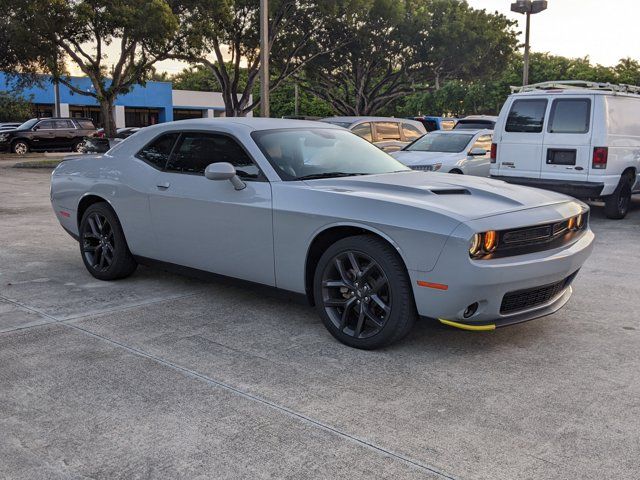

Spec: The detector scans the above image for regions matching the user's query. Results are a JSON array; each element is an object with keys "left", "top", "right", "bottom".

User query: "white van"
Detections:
[{"left": 490, "top": 81, "right": 640, "bottom": 218}]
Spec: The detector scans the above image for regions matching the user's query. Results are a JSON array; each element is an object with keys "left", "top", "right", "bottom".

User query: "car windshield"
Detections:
[
  {"left": 17, "top": 119, "right": 38, "bottom": 130},
  {"left": 252, "top": 128, "right": 410, "bottom": 180},
  {"left": 405, "top": 133, "right": 473, "bottom": 153},
  {"left": 454, "top": 121, "right": 494, "bottom": 130}
]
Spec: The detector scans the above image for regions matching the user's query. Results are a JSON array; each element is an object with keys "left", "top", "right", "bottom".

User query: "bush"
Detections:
[{"left": 0, "top": 91, "right": 33, "bottom": 122}]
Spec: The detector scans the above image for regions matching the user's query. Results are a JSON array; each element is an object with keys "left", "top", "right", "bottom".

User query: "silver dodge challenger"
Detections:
[{"left": 51, "top": 118, "right": 594, "bottom": 349}]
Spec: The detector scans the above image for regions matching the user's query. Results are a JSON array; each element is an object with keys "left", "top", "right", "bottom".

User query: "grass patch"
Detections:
[{"left": 13, "top": 159, "right": 63, "bottom": 169}]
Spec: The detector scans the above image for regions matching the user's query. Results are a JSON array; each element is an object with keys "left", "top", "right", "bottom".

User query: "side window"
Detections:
[
  {"left": 136, "top": 133, "right": 179, "bottom": 169},
  {"left": 55, "top": 120, "right": 75, "bottom": 129},
  {"left": 505, "top": 99, "right": 548, "bottom": 133},
  {"left": 351, "top": 122, "right": 373, "bottom": 142},
  {"left": 472, "top": 134, "right": 493, "bottom": 152},
  {"left": 548, "top": 99, "right": 591, "bottom": 134},
  {"left": 37, "top": 120, "right": 56, "bottom": 130},
  {"left": 375, "top": 122, "right": 401, "bottom": 141},
  {"left": 166, "top": 133, "right": 260, "bottom": 179},
  {"left": 402, "top": 123, "right": 423, "bottom": 140},
  {"left": 76, "top": 119, "right": 95, "bottom": 129}
]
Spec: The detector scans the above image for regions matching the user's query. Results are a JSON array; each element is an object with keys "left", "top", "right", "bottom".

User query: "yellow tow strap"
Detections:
[{"left": 439, "top": 318, "right": 496, "bottom": 331}]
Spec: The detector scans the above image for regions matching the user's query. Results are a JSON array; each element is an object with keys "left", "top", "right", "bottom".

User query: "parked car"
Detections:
[
  {"left": 320, "top": 116, "right": 426, "bottom": 153},
  {"left": 413, "top": 116, "right": 457, "bottom": 132},
  {"left": 81, "top": 127, "right": 142, "bottom": 153},
  {"left": 0, "top": 122, "right": 21, "bottom": 131},
  {"left": 51, "top": 118, "right": 594, "bottom": 349},
  {"left": 0, "top": 117, "right": 97, "bottom": 155},
  {"left": 490, "top": 81, "right": 640, "bottom": 219},
  {"left": 390, "top": 129, "right": 493, "bottom": 176},
  {"left": 115, "top": 127, "right": 142, "bottom": 139},
  {"left": 454, "top": 115, "right": 497, "bottom": 130}
]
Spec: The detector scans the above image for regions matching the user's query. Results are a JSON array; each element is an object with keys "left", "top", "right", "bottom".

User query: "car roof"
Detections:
[
  {"left": 457, "top": 115, "right": 498, "bottom": 121},
  {"left": 142, "top": 117, "right": 345, "bottom": 134},
  {"left": 320, "top": 116, "right": 423, "bottom": 126},
  {"left": 426, "top": 128, "right": 492, "bottom": 136}
]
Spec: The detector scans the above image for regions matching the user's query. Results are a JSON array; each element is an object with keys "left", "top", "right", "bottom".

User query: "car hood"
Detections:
[
  {"left": 302, "top": 171, "right": 572, "bottom": 221},
  {"left": 390, "top": 150, "right": 463, "bottom": 165}
]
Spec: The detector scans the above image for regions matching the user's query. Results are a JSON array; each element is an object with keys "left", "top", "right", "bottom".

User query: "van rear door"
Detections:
[
  {"left": 541, "top": 96, "right": 593, "bottom": 182},
  {"left": 497, "top": 97, "right": 548, "bottom": 178}
]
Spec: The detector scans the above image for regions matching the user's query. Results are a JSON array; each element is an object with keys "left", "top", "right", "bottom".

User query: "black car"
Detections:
[{"left": 0, "top": 117, "right": 97, "bottom": 155}]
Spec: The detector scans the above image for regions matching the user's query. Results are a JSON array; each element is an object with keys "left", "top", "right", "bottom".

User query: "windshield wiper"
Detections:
[{"left": 296, "top": 172, "right": 368, "bottom": 180}]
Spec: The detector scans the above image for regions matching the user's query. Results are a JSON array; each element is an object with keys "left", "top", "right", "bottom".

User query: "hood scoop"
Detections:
[{"left": 430, "top": 188, "right": 471, "bottom": 195}]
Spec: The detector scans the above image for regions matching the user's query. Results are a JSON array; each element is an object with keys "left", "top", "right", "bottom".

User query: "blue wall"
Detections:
[{"left": 0, "top": 73, "right": 174, "bottom": 121}]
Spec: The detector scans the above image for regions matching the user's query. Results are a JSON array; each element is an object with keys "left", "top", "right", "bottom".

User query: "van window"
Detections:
[
  {"left": 548, "top": 99, "right": 591, "bottom": 134},
  {"left": 505, "top": 99, "right": 548, "bottom": 133}
]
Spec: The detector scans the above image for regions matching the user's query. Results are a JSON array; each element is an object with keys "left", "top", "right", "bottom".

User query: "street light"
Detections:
[{"left": 511, "top": 0, "right": 548, "bottom": 86}]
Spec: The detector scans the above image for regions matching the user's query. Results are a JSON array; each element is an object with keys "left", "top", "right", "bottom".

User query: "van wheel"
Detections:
[{"left": 604, "top": 175, "right": 633, "bottom": 219}]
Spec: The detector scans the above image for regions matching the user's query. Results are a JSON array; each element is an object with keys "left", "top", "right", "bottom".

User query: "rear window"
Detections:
[
  {"left": 548, "top": 99, "right": 591, "bottom": 134},
  {"left": 76, "top": 119, "right": 96, "bottom": 130},
  {"left": 505, "top": 99, "right": 548, "bottom": 133},
  {"left": 402, "top": 123, "right": 423, "bottom": 140},
  {"left": 454, "top": 120, "right": 495, "bottom": 130},
  {"left": 406, "top": 133, "right": 474, "bottom": 153}
]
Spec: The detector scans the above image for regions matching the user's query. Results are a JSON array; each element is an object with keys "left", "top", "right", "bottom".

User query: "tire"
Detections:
[
  {"left": 313, "top": 235, "right": 417, "bottom": 349},
  {"left": 79, "top": 202, "right": 137, "bottom": 280},
  {"left": 604, "top": 174, "right": 633, "bottom": 219},
  {"left": 73, "top": 140, "right": 85, "bottom": 153},
  {"left": 12, "top": 140, "right": 29, "bottom": 155},
  {"left": 449, "top": 169, "right": 463, "bottom": 174}
]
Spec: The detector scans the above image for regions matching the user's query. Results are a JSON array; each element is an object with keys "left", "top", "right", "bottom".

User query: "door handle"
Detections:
[{"left": 156, "top": 182, "right": 170, "bottom": 190}]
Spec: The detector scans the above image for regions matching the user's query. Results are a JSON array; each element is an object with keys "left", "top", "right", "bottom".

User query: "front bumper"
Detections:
[
  {"left": 491, "top": 175, "right": 604, "bottom": 198},
  {"left": 409, "top": 223, "right": 594, "bottom": 329}
]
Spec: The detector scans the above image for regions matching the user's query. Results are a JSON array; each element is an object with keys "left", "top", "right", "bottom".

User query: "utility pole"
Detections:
[
  {"left": 53, "top": 50, "right": 61, "bottom": 117},
  {"left": 259, "top": 0, "right": 270, "bottom": 117},
  {"left": 511, "top": 1, "right": 548, "bottom": 86}
]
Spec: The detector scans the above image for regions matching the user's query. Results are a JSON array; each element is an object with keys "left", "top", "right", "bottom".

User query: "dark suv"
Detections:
[{"left": 0, "top": 117, "right": 97, "bottom": 155}]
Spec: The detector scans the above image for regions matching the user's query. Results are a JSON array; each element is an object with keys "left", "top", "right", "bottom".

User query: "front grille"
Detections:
[
  {"left": 500, "top": 272, "right": 578, "bottom": 314},
  {"left": 410, "top": 165, "right": 433, "bottom": 171}
]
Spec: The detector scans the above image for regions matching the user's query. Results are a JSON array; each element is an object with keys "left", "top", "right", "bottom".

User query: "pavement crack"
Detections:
[{"left": 61, "top": 321, "right": 461, "bottom": 480}]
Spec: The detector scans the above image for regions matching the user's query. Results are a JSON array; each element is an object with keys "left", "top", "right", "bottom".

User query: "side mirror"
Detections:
[
  {"left": 468, "top": 147, "right": 487, "bottom": 156},
  {"left": 204, "top": 162, "right": 246, "bottom": 190}
]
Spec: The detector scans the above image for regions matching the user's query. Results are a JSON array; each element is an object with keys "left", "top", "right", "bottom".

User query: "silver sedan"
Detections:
[{"left": 51, "top": 118, "right": 594, "bottom": 349}]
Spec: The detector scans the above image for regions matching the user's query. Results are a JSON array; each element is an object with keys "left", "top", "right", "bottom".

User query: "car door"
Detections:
[
  {"left": 497, "top": 97, "right": 548, "bottom": 178},
  {"left": 541, "top": 96, "right": 593, "bottom": 182},
  {"left": 147, "top": 131, "right": 276, "bottom": 286},
  {"left": 55, "top": 119, "right": 77, "bottom": 149},
  {"left": 466, "top": 134, "right": 493, "bottom": 176},
  {"left": 31, "top": 119, "right": 57, "bottom": 150}
]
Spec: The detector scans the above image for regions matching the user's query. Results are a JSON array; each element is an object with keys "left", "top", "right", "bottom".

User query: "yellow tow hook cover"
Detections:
[{"left": 439, "top": 318, "right": 496, "bottom": 331}]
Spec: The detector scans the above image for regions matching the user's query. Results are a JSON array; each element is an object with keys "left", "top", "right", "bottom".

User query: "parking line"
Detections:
[{"left": 61, "top": 320, "right": 461, "bottom": 480}]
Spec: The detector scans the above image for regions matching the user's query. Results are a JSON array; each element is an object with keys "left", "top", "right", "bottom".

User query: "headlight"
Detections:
[
  {"left": 0, "top": 134, "right": 9, "bottom": 142},
  {"left": 431, "top": 163, "right": 442, "bottom": 171},
  {"left": 469, "top": 231, "right": 499, "bottom": 258}
]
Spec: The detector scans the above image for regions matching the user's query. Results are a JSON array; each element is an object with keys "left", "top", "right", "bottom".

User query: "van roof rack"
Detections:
[{"left": 511, "top": 81, "right": 640, "bottom": 94}]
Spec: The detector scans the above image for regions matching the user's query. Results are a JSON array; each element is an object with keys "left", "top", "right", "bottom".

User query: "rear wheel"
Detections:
[
  {"left": 604, "top": 174, "right": 633, "bottom": 219},
  {"left": 12, "top": 140, "right": 29, "bottom": 155},
  {"left": 73, "top": 140, "right": 86, "bottom": 153},
  {"left": 313, "top": 235, "right": 417, "bottom": 349},
  {"left": 79, "top": 203, "right": 137, "bottom": 280}
]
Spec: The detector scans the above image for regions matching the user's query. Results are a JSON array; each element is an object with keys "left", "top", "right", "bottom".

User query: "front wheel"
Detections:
[
  {"left": 313, "top": 235, "right": 417, "bottom": 349},
  {"left": 73, "top": 140, "right": 86, "bottom": 153},
  {"left": 12, "top": 140, "right": 29, "bottom": 155},
  {"left": 79, "top": 202, "right": 137, "bottom": 280},
  {"left": 604, "top": 175, "right": 633, "bottom": 219}
]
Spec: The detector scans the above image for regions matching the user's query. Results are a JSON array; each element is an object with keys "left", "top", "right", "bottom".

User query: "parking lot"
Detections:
[{"left": 1, "top": 162, "right": 639, "bottom": 479}]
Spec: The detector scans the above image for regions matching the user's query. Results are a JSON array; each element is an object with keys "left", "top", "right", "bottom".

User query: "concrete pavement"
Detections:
[{"left": 1, "top": 164, "right": 639, "bottom": 479}]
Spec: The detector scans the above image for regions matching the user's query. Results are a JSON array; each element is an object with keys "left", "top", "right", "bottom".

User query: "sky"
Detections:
[
  {"left": 78, "top": 0, "right": 640, "bottom": 76},
  {"left": 467, "top": 0, "right": 640, "bottom": 66}
]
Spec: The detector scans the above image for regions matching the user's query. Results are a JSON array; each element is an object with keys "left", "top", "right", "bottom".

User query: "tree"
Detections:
[
  {"left": 171, "top": 0, "right": 344, "bottom": 116},
  {"left": 0, "top": 0, "right": 185, "bottom": 136},
  {"left": 299, "top": 0, "right": 518, "bottom": 115},
  {"left": 0, "top": 92, "right": 33, "bottom": 122}
]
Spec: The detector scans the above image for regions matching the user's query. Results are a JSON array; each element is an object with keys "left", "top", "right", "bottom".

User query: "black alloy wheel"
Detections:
[
  {"left": 82, "top": 212, "right": 115, "bottom": 272},
  {"left": 314, "top": 235, "right": 417, "bottom": 349},
  {"left": 79, "top": 202, "right": 137, "bottom": 280},
  {"left": 321, "top": 250, "right": 391, "bottom": 340}
]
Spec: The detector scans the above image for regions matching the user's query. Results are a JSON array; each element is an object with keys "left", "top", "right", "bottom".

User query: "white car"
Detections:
[
  {"left": 391, "top": 130, "right": 493, "bottom": 176},
  {"left": 491, "top": 81, "right": 640, "bottom": 219}
]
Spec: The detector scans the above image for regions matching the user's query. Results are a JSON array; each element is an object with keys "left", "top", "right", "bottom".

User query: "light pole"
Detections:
[
  {"left": 511, "top": 1, "right": 548, "bottom": 86},
  {"left": 259, "top": 0, "right": 270, "bottom": 117}
]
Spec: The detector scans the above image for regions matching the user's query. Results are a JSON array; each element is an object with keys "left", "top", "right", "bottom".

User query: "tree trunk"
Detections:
[{"left": 99, "top": 99, "right": 117, "bottom": 138}]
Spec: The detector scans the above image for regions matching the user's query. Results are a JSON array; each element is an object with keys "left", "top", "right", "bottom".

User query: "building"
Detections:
[{"left": 0, "top": 73, "right": 250, "bottom": 128}]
